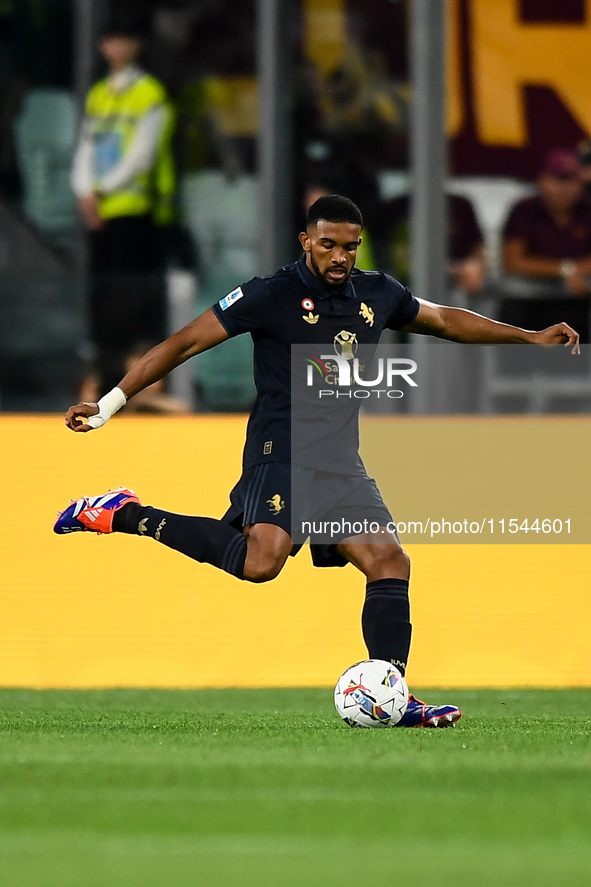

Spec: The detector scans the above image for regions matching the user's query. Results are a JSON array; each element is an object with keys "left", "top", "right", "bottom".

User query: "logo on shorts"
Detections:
[{"left": 267, "top": 494, "right": 285, "bottom": 514}]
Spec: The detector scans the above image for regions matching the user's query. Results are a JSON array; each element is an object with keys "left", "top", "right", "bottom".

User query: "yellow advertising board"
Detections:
[{"left": 0, "top": 415, "right": 589, "bottom": 687}]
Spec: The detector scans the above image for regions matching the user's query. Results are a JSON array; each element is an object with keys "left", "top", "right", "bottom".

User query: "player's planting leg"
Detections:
[
  {"left": 363, "top": 574, "right": 462, "bottom": 727},
  {"left": 362, "top": 578, "right": 412, "bottom": 676},
  {"left": 339, "top": 539, "right": 412, "bottom": 673},
  {"left": 338, "top": 536, "right": 461, "bottom": 728}
]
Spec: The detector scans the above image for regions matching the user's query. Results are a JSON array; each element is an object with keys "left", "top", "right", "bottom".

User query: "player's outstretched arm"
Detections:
[
  {"left": 402, "top": 299, "right": 580, "bottom": 354},
  {"left": 65, "top": 309, "right": 229, "bottom": 432}
]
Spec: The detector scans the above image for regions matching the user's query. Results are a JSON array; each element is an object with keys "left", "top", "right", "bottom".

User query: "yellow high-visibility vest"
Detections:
[{"left": 86, "top": 73, "right": 176, "bottom": 222}]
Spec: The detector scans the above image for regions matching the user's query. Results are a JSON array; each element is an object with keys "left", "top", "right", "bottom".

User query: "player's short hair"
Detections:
[{"left": 306, "top": 195, "right": 363, "bottom": 229}]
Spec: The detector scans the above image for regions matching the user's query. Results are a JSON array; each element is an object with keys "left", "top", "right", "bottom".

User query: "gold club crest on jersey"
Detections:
[
  {"left": 267, "top": 494, "right": 285, "bottom": 514},
  {"left": 359, "top": 302, "right": 374, "bottom": 326}
]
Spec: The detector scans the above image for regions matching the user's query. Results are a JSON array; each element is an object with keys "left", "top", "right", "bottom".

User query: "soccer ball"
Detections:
[{"left": 334, "top": 659, "right": 409, "bottom": 728}]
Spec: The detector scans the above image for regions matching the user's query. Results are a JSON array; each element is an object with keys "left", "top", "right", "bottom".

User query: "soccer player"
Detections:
[{"left": 55, "top": 195, "right": 579, "bottom": 727}]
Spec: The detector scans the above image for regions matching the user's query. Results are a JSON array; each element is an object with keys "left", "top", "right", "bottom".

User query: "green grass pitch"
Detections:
[{"left": 1, "top": 687, "right": 590, "bottom": 887}]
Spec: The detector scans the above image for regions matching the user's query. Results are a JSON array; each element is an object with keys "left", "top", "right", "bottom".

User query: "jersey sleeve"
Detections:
[
  {"left": 211, "top": 276, "right": 269, "bottom": 337},
  {"left": 383, "top": 275, "right": 421, "bottom": 330}
]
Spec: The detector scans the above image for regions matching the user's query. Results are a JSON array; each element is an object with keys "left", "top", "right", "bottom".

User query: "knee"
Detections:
[
  {"left": 242, "top": 525, "right": 291, "bottom": 583},
  {"left": 243, "top": 553, "right": 285, "bottom": 583},
  {"left": 367, "top": 546, "right": 410, "bottom": 581}
]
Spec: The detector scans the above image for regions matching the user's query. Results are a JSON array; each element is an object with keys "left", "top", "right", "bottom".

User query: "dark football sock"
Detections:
[
  {"left": 113, "top": 504, "right": 247, "bottom": 579},
  {"left": 361, "top": 578, "right": 412, "bottom": 676}
]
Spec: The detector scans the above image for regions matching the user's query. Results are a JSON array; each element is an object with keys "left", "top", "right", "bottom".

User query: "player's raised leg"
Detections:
[
  {"left": 337, "top": 531, "right": 462, "bottom": 728},
  {"left": 54, "top": 488, "right": 292, "bottom": 583},
  {"left": 53, "top": 487, "right": 140, "bottom": 535},
  {"left": 54, "top": 462, "right": 295, "bottom": 582},
  {"left": 242, "top": 523, "right": 293, "bottom": 583}
]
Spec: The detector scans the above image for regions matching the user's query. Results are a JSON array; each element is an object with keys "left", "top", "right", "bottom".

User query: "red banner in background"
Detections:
[{"left": 448, "top": 0, "right": 591, "bottom": 179}]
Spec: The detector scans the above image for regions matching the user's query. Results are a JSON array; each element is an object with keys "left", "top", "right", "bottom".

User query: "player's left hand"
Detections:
[
  {"left": 65, "top": 402, "right": 99, "bottom": 432},
  {"left": 533, "top": 323, "right": 580, "bottom": 355}
]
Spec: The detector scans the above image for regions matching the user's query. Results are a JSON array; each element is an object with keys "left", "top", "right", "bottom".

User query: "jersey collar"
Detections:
[{"left": 296, "top": 255, "right": 356, "bottom": 300}]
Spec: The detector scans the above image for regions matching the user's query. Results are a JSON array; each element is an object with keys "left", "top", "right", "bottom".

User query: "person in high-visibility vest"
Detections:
[{"left": 72, "top": 18, "right": 177, "bottom": 402}]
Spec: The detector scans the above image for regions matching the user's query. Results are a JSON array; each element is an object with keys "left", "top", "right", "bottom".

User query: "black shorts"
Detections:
[{"left": 221, "top": 462, "right": 395, "bottom": 568}]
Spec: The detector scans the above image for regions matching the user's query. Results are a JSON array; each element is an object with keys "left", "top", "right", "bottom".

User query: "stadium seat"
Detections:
[
  {"left": 180, "top": 172, "right": 259, "bottom": 410},
  {"left": 446, "top": 176, "right": 535, "bottom": 276},
  {"left": 193, "top": 271, "right": 256, "bottom": 410},
  {"left": 180, "top": 170, "right": 259, "bottom": 282},
  {"left": 379, "top": 170, "right": 535, "bottom": 276},
  {"left": 180, "top": 170, "right": 259, "bottom": 279},
  {"left": 194, "top": 333, "right": 256, "bottom": 411},
  {"left": 13, "top": 88, "right": 77, "bottom": 239}
]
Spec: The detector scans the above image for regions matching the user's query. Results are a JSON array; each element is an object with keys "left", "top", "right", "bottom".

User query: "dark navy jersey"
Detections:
[{"left": 211, "top": 256, "right": 420, "bottom": 472}]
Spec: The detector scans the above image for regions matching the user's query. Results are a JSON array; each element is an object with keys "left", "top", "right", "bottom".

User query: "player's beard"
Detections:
[{"left": 309, "top": 253, "right": 352, "bottom": 289}]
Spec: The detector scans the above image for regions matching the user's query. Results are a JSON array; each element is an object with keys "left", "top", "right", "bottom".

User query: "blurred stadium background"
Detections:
[{"left": 0, "top": 0, "right": 590, "bottom": 687}]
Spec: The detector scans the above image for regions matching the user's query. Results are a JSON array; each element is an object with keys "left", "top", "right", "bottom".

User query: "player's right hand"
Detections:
[
  {"left": 65, "top": 402, "right": 99, "bottom": 432},
  {"left": 533, "top": 323, "right": 580, "bottom": 355}
]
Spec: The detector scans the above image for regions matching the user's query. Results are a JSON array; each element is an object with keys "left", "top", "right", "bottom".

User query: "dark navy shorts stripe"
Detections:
[{"left": 244, "top": 463, "right": 269, "bottom": 526}]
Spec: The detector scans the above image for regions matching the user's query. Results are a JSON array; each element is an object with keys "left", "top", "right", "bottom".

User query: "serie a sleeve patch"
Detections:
[{"left": 218, "top": 287, "right": 244, "bottom": 311}]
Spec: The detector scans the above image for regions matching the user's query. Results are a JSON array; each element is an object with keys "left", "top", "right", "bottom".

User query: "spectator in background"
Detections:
[
  {"left": 501, "top": 148, "right": 591, "bottom": 342},
  {"left": 295, "top": 51, "right": 405, "bottom": 239},
  {"left": 373, "top": 193, "right": 486, "bottom": 295},
  {"left": 72, "top": 18, "right": 182, "bottom": 408}
]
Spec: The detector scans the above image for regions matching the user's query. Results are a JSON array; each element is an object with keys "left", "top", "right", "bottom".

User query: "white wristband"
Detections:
[{"left": 87, "top": 387, "right": 128, "bottom": 429}]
